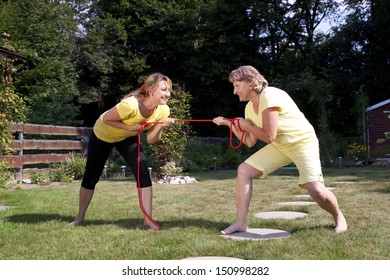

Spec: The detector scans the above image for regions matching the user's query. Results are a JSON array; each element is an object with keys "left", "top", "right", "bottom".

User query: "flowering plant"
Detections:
[{"left": 346, "top": 143, "right": 368, "bottom": 166}]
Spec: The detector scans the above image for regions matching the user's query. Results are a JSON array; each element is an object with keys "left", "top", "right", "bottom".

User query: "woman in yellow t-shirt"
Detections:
[
  {"left": 213, "top": 65, "right": 347, "bottom": 235},
  {"left": 71, "top": 73, "right": 175, "bottom": 230}
]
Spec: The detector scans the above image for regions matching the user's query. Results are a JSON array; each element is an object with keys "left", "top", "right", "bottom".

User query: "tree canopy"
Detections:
[{"left": 1, "top": 0, "right": 389, "bottom": 164}]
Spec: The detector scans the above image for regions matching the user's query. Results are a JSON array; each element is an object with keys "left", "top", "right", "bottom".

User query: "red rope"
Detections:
[{"left": 136, "top": 118, "right": 244, "bottom": 229}]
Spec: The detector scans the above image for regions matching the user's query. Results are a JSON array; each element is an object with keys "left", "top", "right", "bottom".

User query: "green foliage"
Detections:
[
  {"left": 28, "top": 170, "right": 50, "bottom": 184},
  {"left": 61, "top": 154, "right": 86, "bottom": 180},
  {"left": 346, "top": 143, "right": 368, "bottom": 166},
  {"left": 1, "top": 0, "right": 389, "bottom": 157},
  {"left": 0, "top": 160, "right": 11, "bottom": 189},
  {"left": 181, "top": 137, "right": 258, "bottom": 172},
  {"left": 146, "top": 85, "right": 192, "bottom": 174},
  {"left": 0, "top": 33, "right": 26, "bottom": 189},
  {"left": 182, "top": 139, "right": 224, "bottom": 171},
  {"left": 1, "top": 0, "right": 80, "bottom": 126},
  {"left": 29, "top": 154, "right": 86, "bottom": 184},
  {"left": 160, "top": 161, "right": 183, "bottom": 177}
]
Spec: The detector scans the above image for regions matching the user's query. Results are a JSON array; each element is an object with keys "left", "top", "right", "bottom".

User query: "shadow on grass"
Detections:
[
  {"left": 6, "top": 213, "right": 74, "bottom": 224},
  {"left": 367, "top": 187, "right": 390, "bottom": 194},
  {"left": 6, "top": 213, "right": 228, "bottom": 232},
  {"left": 289, "top": 224, "right": 335, "bottom": 234},
  {"left": 6, "top": 213, "right": 340, "bottom": 235}
]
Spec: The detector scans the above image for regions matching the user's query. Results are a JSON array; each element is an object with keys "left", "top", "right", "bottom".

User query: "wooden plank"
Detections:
[
  {"left": 10, "top": 123, "right": 92, "bottom": 136},
  {"left": 2, "top": 155, "right": 23, "bottom": 168},
  {"left": 8, "top": 140, "right": 87, "bottom": 150},
  {"left": 3, "top": 153, "right": 83, "bottom": 168},
  {"left": 4, "top": 123, "right": 92, "bottom": 170}
]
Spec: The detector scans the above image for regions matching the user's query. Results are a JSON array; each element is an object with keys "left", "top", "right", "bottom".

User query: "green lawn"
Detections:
[{"left": 0, "top": 167, "right": 389, "bottom": 260}]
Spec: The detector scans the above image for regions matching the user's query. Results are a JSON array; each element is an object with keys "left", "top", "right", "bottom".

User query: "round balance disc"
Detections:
[{"left": 221, "top": 228, "right": 291, "bottom": 241}]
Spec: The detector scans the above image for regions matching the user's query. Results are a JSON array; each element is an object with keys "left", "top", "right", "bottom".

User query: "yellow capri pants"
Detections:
[{"left": 245, "top": 137, "right": 324, "bottom": 188}]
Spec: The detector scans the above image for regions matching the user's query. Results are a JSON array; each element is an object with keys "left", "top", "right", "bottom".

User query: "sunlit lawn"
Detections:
[{"left": 0, "top": 167, "right": 389, "bottom": 260}]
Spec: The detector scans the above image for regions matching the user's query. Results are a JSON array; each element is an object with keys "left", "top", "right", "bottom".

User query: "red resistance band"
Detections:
[{"left": 136, "top": 118, "right": 244, "bottom": 229}]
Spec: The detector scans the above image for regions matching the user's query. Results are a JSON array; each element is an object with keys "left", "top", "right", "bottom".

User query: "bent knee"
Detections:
[
  {"left": 306, "top": 182, "right": 327, "bottom": 201},
  {"left": 237, "top": 162, "right": 262, "bottom": 178}
]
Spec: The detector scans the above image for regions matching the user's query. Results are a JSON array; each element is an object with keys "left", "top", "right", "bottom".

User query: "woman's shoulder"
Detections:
[
  {"left": 263, "top": 86, "right": 287, "bottom": 95},
  {"left": 118, "top": 95, "right": 138, "bottom": 109},
  {"left": 157, "top": 104, "right": 170, "bottom": 113}
]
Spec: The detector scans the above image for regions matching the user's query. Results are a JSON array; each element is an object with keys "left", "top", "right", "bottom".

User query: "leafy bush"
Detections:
[
  {"left": 160, "top": 161, "right": 183, "bottom": 176},
  {"left": 62, "top": 154, "right": 86, "bottom": 180},
  {"left": 147, "top": 85, "right": 192, "bottom": 174},
  {"left": 182, "top": 139, "right": 224, "bottom": 171},
  {"left": 28, "top": 170, "right": 49, "bottom": 184},
  {"left": 0, "top": 160, "right": 12, "bottom": 189},
  {"left": 29, "top": 154, "right": 86, "bottom": 184}
]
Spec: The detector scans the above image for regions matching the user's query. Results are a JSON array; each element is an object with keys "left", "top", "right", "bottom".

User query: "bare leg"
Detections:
[
  {"left": 140, "top": 186, "right": 160, "bottom": 230},
  {"left": 221, "top": 163, "right": 261, "bottom": 235},
  {"left": 306, "top": 182, "right": 348, "bottom": 233},
  {"left": 70, "top": 186, "right": 94, "bottom": 225}
]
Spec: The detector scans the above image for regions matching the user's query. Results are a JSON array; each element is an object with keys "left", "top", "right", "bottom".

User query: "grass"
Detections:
[{"left": 0, "top": 167, "right": 389, "bottom": 260}]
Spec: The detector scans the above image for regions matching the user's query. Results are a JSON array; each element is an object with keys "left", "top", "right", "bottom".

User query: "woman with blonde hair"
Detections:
[
  {"left": 213, "top": 65, "right": 347, "bottom": 235},
  {"left": 71, "top": 73, "right": 175, "bottom": 230}
]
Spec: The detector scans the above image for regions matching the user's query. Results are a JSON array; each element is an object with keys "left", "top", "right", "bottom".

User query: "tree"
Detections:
[
  {"left": 0, "top": 0, "right": 80, "bottom": 125},
  {"left": 266, "top": 0, "right": 340, "bottom": 165},
  {"left": 0, "top": 33, "right": 26, "bottom": 188}
]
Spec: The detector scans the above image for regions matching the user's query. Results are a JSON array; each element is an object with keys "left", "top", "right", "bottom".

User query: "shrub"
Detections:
[
  {"left": 147, "top": 85, "right": 192, "bottom": 174},
  {"left": 28, "top": 170, "right": 49, "bottom": 184},
  {"left": 182, "top": 139, "right": 224, "bottom": 171},
  {"left": 62, "top": 154, "right": 86, "bottom": 180},
  {"left": 48, "top": 154, "right": 86, "bottom": 182},
  {"left": 160, "top": 161, "right": 183, "bottom": 176},
  {"left": 0, "top": 160, "right": 12, "bottom": 189}
]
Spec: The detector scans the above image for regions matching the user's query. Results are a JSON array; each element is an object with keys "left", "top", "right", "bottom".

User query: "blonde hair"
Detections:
[
  {"left": 228, "top": 65, "right": 268, "bottom": 93},
  {"left": 124, "top": 72, "right": 172, "bottom": 98}
]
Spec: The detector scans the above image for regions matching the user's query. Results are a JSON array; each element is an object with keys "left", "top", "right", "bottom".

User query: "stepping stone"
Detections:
[
  {"left": 221, "top": 228, "right": 291, "bottom": 241},
  {"left": 277, "top": 201, "right": 317, "bottom": 206},
  {"left": 293, "top": 195, "right": 311, "bottom": 199},
  {"left": 182, "top": 256, "right": 242, "bottom": 260},
  {"left": 0, "top": 206, "right": 15, "bottom": 211},
  {"left": 254, "top": 211, "right": 308, "bottom": 220},
  {"left": 331, "top": 181, "right": 356, "bottom": 184}
]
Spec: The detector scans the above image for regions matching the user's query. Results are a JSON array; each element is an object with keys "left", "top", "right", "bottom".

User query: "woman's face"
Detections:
[
  {"left": 232, "top": 80, "right": 251, "bottom": 102},
  {"left": 151, "top": 80, "right": 171, "bottom": 105}
]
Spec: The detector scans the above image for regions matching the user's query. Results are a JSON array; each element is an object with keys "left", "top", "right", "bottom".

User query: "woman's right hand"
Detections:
[{"left": 213, "top": 116, "right": 229, "bottom": 126}]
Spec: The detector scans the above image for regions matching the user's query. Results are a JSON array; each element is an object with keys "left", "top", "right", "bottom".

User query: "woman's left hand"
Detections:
[{"left": 161, "top": 118, "right": 175, "bottom": 127}]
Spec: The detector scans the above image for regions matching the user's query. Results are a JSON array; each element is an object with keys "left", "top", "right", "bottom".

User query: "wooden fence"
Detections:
[{"left": 2, "top": 123, "right": 92, "bottom": 174}]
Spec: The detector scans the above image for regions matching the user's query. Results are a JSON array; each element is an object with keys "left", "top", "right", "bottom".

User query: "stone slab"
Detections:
[
  {"left": 254, "top": 211, "right": 308, "bottom": 220},
  {"left": 221, "top": 228, "right": 291, "bottom": 241},
  {"left": 0, "top": 206, "right": 15, "bottom": 211},
  {"left": 277, "top": 201, "right": 317, "bottom": 206},
  {"left": 293, "top": 195, "right": 311, "bottom": 199}
]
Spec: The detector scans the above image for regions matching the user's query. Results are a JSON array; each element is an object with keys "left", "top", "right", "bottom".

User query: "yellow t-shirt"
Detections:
[
  {"left": 245, "top": 86, "right": 316, "bottom": 148},
  {"left": 93, "top": 96, "right": 170, "bottom": 143}
]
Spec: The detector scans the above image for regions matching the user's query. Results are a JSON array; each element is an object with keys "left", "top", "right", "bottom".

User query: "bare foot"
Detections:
[
  {"left": 220, "top": 223, "right": 248, "bottom": 235},
  {"left": 69, "top": 216, "right": 84, "bottom": 225},
  {"left": 69, "top": 219, "right": 83, "bottom": 225},
  {"left": 144, "top": 221, "right": 161, "bottom": 231},
  {"left": 335, "top": 214, "right": 348, "bottom": 233}
]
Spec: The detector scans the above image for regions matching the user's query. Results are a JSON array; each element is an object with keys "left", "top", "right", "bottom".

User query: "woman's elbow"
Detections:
[
  {"left": 266, "top": 134, "right": 277, "bottom": 144},
  {"left": 147, "top": 136, "right": 160, "bottom": 144}
]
